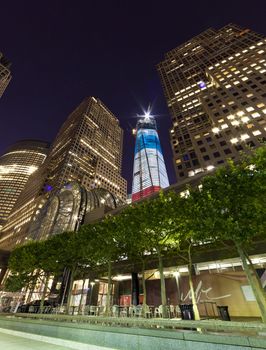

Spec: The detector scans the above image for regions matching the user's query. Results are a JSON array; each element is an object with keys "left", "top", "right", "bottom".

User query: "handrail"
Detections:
[{"left": 3, "top": 313, "right": 266, "bottom": 336}]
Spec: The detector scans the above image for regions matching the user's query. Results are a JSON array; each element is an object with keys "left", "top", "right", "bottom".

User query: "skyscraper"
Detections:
[
  {"left": 0, "top": 52, "right": 11, "bottom": 98},
  {"left": 158, "top": 24, "right": 266, "bottom": 181},
  {"left": 131, "top": 113, "right": 169, "bottom": 202},
  {"left": 0, "top": 140, "right": 49, "bottom": 229},
  {"left": 0, "top": 97, "right": 127, "bottom": 250}
]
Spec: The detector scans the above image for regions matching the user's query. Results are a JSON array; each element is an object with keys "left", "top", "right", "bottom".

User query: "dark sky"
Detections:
[{"left": 0, "top": 0, "right": 265, "bottom": 193}]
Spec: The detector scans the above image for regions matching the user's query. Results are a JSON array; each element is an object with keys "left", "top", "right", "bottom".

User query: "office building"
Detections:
[
  {"left": 0, "top": 140, "right": 49, "bottom": 229},
  {"left": 0, "top": 97, "right": 127, "bottom": 250},
  {"left": 0, "top": 53, "right": 11, "bottom": 98},
  {"left": 158, "top": 24, "right": 266, "bottom": 181},
  {"left": 131, "top": 113, "right": 169, "bottom": 202}
]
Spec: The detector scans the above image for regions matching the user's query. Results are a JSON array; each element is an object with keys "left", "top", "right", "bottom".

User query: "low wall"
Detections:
[{"left": 0, "top": 315, "right": 266, "bottom": 350}]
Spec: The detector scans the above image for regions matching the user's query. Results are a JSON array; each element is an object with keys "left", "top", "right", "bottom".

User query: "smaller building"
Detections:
[{"left": 0, "top": 140, "right": 49, "bottom": 229}]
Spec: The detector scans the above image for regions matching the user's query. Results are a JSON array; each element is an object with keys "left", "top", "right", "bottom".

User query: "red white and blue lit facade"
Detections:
[{"left": 131, "top": 114, "right": 169, "bottom": 202}]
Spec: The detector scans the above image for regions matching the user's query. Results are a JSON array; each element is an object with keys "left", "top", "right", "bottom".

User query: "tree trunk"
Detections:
[
  {"left": 26, "top": 271, "right": 38, "bottom": 303},
  {"left": 158, "top": 252, "right": 168, "bottom": 318},
  {"left": 188, "top": 244, "right": 200, "bottom": 320},
  {"left": 66, "top": 266, "right": 76, "bottom": 315},
  {"left": 78, "top": 278, "right": 86, "bottom": 314},
  {"left": 40, "top": 273, "right": 50, "bottom": 313},
  {"left": 105, "top": 261, "right": 112, "bottom": 316},
  {"left": 236, "top": 242, "right": 266, "bottom": 323},
  {"left": 142, "top": 261, "right": 147, "bottom": 306}
]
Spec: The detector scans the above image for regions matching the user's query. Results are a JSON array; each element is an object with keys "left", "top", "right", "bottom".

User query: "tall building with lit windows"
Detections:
[
  {"left": 158, "top": 24, "right": 266, "bottom": 181},
  {"left": 0, "top": 97, "right": 127, "bottom": 250},
  {"left": 131, "top": 114, "right": 169, "bottom": 202},
  {"left": 0, "top": 52, "right": 11, "bottom": 98},
  {"left": 45, "top": 96, "right": 127, "bottom": 201},
  {"left": 0, "top": 140, "right": 49, "bottom": 229}
]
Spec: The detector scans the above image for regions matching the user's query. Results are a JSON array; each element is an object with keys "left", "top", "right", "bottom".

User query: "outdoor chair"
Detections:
[
  {"left": 175, "top": 305, "right": 181, "bottom": 318},
  {"left": 129, "top": 306, "right": 135, "bottom": 317},
  {"left": 143, "top": 304, "right": 152, "bottom": 318},
  {"left": 154, "top": 305, "right": 163, "bottom": 317},
  {"left": 89, "top": 305, "right": 97, "bottom": 315},
  {"left": 169, "top": 304, "right": 175, "bottom": 318},
  {"left": 134, "top": 305, "right": 143, "bottom": 317},
  {"left": 83, "top": 305, "right": 90, "bottom": 315},
  {"left": 112, "top": 305, "right": 119, "bottom": 317},
  {"left": 98, "top": 305, "right": 105, "bottom": 316},
  {"left": 120, "top": 307, "right": 128, "bottom": 317}
]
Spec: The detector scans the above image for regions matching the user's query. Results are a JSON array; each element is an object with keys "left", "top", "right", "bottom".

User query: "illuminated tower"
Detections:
[{"left": 131, "top": 113, "right": 169, "bottom": 202}]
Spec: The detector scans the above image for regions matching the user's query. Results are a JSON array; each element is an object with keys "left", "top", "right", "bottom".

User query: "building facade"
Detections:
[
  {"left": 158, "top": 24, "right": 266, "bottom": 181},
  {"left": 0, "top": 53, "right": 11, "bottom": 98},
  {"left": 131, "top": 114, "right": 169, "bottom": 202},
  {"left": 0, "top": 97, "right": 127, "bottom": 250},
  {"left": 0, "top": 140, "right": 49, "bottom": 229}
]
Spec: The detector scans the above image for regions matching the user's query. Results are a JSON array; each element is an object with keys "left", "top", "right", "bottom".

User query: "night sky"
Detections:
[{"left": 0, "top": 1, "right": 265, "bottom": 193}]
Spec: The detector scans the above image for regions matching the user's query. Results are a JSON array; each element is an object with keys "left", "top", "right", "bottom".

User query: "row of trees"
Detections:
[{"left": 4, "top": 147, "right": 266, "bottom": 321}]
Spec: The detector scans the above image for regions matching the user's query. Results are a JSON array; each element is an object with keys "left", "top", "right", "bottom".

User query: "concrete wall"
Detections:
[{"left": 0, "top": 316, "right": 265, "bottom": 350}]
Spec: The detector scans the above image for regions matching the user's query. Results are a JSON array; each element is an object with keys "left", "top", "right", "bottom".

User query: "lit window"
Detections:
[
  {"left": 241, "top": 116, "right": 250, "bottom": 123},
  {"left": 260, "top": 69, "right": 266, "bottom": 73},
  {"left": 258, "top": 50, "right": 264, "bottom": 54},
  {"left": 252, "top": 112, "right": 260, "bottom": 118},
  {"left": 206, "top": 165, "right": 215, "bottom": 171},
  {"left": 212, "top": 127, "right": 220, "bottom": 133},
  {"left": 225, "top": 84, "right": 231, "bottom": 88},
  {"left": 242, "top": 77, "right": 248, "bottom": 81},
  {"left": 241, "top": 134, "right": 250, "bottom": 140},
  {"left": 231, "top": 138, "right": 238, "bottom": 144},
  {"left": 257, "top": 42, "right": 263, "bottom": 46},
  {"left": 237, "top": 111, "right": 244, "bottom": 117},
  {"left": 262, "top": 109, "right": 266, "bottom": 114},
  {"left": 246, "top": 106, "right": 254, "bottom": 112},
  {"left": 252, "top": 130, "right": 261, "bottom": 136},
  {"left": 227, "top": 115, "right": 234, "bottom": 120},
  {"left": 221, "top": 123, "right": 228, "bottom": 129},
  {"left": 257, "top": 103, "right": 265, "bottom": 108}
]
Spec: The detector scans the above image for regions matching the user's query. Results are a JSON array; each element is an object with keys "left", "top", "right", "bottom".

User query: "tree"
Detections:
[
  {"left": 54, "top": 230, "right": 97, "bottom": 314},
  {"left": 82, "top": 216, "right": 124, "bottom": 316},
  {"left": 6, "top": 241, "right": 43, "bottom": 302},
  {"left": 129, "top": 192, "right": 175, "bottom": 318},
  {"left": 116, "top": 204, "right": 152, "bottom": 310},
  {"left": 195, "top": 146, "right": 266, "bottom": 322},
  {"left": 167, "top": 190, "right": 202, "bottom": 320}
]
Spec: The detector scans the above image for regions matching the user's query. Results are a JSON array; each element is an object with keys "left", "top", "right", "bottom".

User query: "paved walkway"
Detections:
[{"left": 0, "top": 328, "right": 117, "bottom": 350}]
